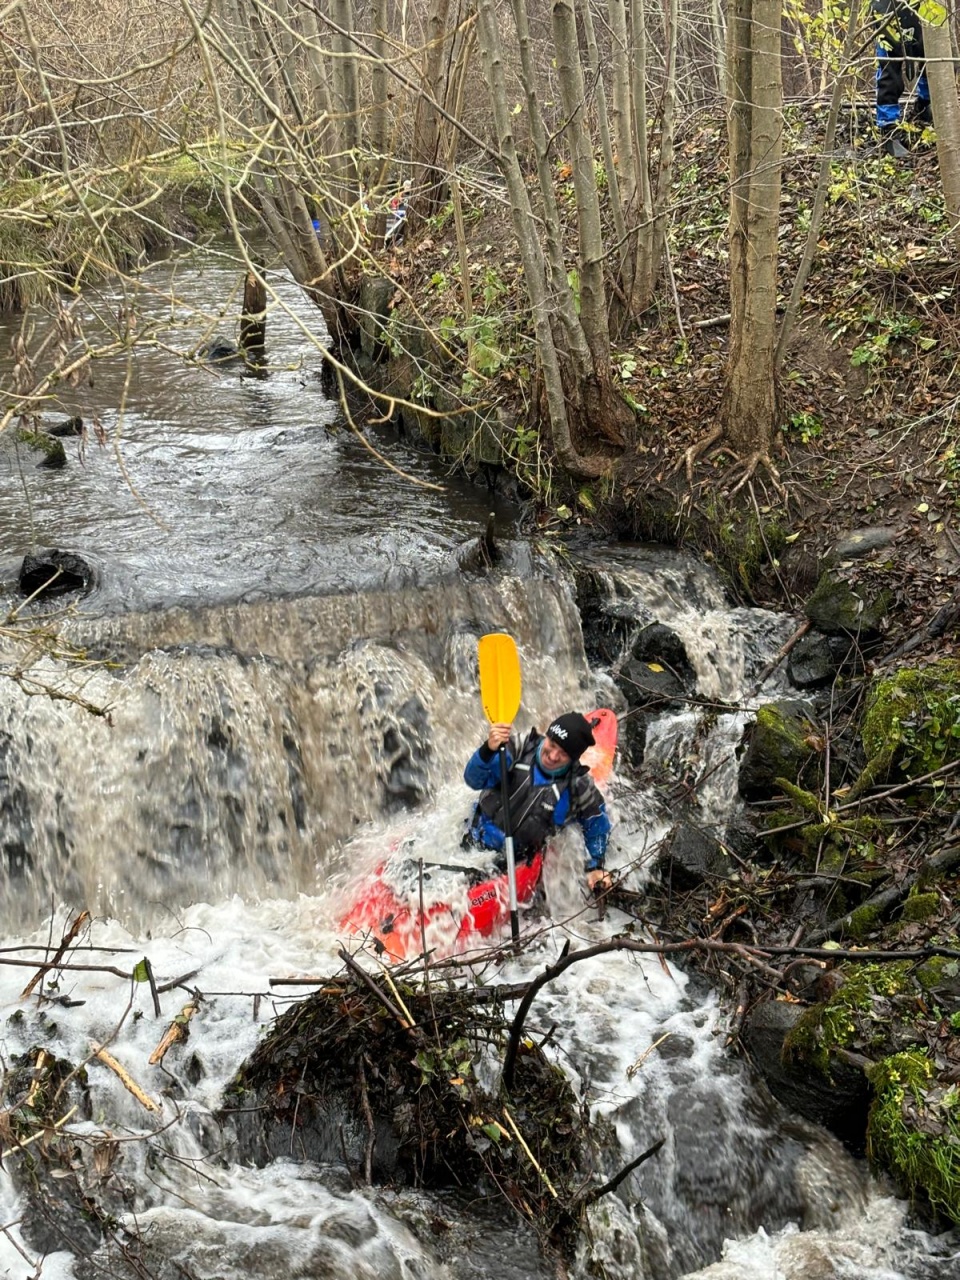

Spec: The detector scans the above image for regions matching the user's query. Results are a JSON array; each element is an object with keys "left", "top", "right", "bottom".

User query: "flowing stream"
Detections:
[{"left": 0, "top": 246, "right": 956, "bottom": 1280}]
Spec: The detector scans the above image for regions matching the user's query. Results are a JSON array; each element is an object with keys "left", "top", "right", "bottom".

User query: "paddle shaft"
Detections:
[
  {"left": 498, "top": 744, "right": 520, "bottom": 942},
  {"left": 478, "top": 633, "right": 522, "bottom": 946}
]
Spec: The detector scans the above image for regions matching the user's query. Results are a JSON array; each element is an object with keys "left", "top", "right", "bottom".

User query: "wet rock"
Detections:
[
  {"left": 47, "top": 416, "right": 84, "bottom": 437},
  {"left": 831, "top": 526, "right": 897, "bottom": 560},
  {"left": 742, "top": 998, "right": 869, "bottom": 1148},
  {"left": 17, "top": 427, "right": 66, "bottom": 468},
  {"left": 19, "top": 548, "right": 98, "bottom": 598},
  {"left": 197, "top": 334, "right": 243, "bottom": 365},
  {"left": 618, "top": 655, "right": 687, "bottom": 709},
  {"left": 787, "top": 631, "right": 838, "bottom": 689},
  {"left": 803, "top": 569, "right": 891, "bottom": 637},
  {"left": 737, "top": 699, "right": 821, "bottom": 802},
  {"left": 455, "top": 513, "right": 501, "bottom": 574},
  {"left": 656, "top": 821, "right": 733, "bottom": 890}
]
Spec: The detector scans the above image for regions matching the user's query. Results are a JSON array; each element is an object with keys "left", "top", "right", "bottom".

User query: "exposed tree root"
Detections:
[
  {"left": 684, "top": 426, "right": 723, "bottom": 480},
  {"left": 725, "top": 451, "right": 784, "bottom": 497}
]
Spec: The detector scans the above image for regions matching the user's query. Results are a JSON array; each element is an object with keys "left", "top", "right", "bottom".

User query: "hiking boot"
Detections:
[{"left": 879, "top": 126, "right": 910, "bottom": 159}]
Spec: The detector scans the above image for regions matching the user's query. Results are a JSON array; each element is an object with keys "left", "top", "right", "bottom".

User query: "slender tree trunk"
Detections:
[
  {"left": 628, "top": 0, "right": 657, "bottom": 305},
  {"left": 552, "top": 0, "right": 610, "bottom": 368},
  {"left": 369, "top": 0, "right": 390, "bottom": 175},
  {"left": 776, "top": 9, "right": 861, "bottom": 369},
  {"left": 720, "top": 0, "right": 782, "bottom": 456},
  {"left": 582, "top": 0, "right": 630, "bottom": 318},
  {"left": 475, "top": 0, "right": 614, "bottom": 474},
  {"left": 923, "top": 14, "right": 960, "bottom": 242},
  {"left": 509, "top": 0, "right": 593, "bottom": 370},
  {"left": 411, "top": 0, "right": 452, "bottom": 215}
]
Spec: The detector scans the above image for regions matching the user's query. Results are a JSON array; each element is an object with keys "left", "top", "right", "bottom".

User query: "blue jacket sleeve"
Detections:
[
  {"left": 464, "top": 742, "right": 513, "bottom": 791},
  {"left": 581, "top": 807, "right": 612, "bottom": 871}
]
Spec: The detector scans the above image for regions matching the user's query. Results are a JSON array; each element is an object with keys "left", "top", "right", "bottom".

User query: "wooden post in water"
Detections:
[{"left": 239, "top": 261, "right": 266, "bottom": 368}]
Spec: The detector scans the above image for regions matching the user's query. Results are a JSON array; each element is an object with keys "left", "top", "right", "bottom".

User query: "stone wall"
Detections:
[{"left": 354, "top": 274, "right": 508, "bottom": 468}]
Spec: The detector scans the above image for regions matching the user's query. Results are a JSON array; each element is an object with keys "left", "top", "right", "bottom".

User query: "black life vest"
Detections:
[{"left": 471, "top": 731, "right": 582, "bottom": 858}]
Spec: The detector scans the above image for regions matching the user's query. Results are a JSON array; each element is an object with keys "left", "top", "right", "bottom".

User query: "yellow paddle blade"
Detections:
[{"left": 478, "top": 633, "right": 521, "bottom": 724}]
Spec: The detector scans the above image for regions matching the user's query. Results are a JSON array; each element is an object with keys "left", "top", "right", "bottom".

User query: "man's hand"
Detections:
[
  {"left": 486, "top": 723, "right": 512, "bottom": 751},
  {"left": 586, "top": 868, "right": 612, "bottom": 893}
]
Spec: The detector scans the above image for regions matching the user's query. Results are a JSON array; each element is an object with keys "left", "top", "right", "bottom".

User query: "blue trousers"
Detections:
[{"left": 874, "top": 0, "right": 930, "bottom": 127}]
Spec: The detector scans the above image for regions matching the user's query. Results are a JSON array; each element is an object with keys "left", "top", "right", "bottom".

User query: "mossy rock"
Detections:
[
  {"left": 900, "top": 891, "right": 940, "bottom": 924},
  {"left": 737, "top": 700, "right": 821, "bottom": 802},
  {"left": 803, "top": 570, "right": 891, "bottom": 636},
  {"left": 783, "top": 961, "right": 913, "bottom": 1073},
  {"left": 862, "top": 659, "right": 960, "bottom": 782},
  {"left": 17, "top": 429, "right": 66, "bottom": 469},
  {"left": 868, "top": 1049, "right": 960, "bottom": 1225}
]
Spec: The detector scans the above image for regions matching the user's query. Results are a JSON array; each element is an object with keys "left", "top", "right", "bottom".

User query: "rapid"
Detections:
[{"left": 0, "top": 244, "right": 956, "bottom": 1280}]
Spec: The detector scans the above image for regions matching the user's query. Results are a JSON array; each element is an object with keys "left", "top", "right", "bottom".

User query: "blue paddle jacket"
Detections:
[{"left": 464, "top": 728, "right": 611, "bottom": 871}]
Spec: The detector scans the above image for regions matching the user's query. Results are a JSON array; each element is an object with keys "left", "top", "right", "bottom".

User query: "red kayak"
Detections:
[{"left": 341, "top": 708, "right": 618, "bottom": 961}]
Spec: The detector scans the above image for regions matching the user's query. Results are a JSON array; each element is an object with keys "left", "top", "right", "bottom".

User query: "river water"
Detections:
[{"left": 0, "top": 245, "right": 956, "bottom": 1280}]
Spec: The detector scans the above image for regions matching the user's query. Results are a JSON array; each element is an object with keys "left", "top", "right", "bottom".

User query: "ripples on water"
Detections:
[
  {"left": 0, "top": 255, "right": 957, "bottom": 1278},
  {"left": 0, "top": 243, "right": 518, "bottom": 612}
]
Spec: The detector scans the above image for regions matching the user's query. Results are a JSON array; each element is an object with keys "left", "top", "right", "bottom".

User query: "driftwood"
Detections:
[
  {"left": 149, "top": 1001, "right": 200, "bottom": 1066},
  {"left": 90, "top": 1042, "right": 159, "bottom": 1112}
]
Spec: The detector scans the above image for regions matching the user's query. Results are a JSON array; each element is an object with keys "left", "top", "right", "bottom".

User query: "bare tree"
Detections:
[{"left": 687, "top": 0, "right": 783, "bottom": 488}]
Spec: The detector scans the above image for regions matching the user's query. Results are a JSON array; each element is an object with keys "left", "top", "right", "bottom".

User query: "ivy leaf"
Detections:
[{"left": 132, "top": 959, "right": 150, "bottom": 983}]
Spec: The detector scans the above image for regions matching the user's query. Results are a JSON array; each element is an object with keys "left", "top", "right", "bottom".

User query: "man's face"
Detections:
[{"left": 541, "top": 736, "right": 573, "bottom": 771}]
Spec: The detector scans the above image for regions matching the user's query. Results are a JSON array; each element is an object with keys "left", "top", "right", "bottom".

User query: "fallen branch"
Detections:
[
  {"left": 501, "top": 936, "right": 960, "bottom": 1090},
  {"left": 90, "top": 1042, "right": 159, "bottom": 1112},
  {"left": 577, "top": 1138, "right": 665, "bottom": 1207},
  {"left": 21, "top": 910, "right": 90, "bottom": 1000},
  {"left": 338, "top": 948, "right": 413, "bottom": 1029}
]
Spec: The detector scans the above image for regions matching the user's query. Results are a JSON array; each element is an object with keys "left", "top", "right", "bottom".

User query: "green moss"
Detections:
[
  {"left": 845, "top": 901, "right": 883, "bottom": 941},
  {"left": 900, "top": 891, "right": 940, "bottom": 923},
  {"left": 16, "top": 429, "right": 65, "bottom": 467},
  {"left": 805, "top": 571, "right": 891, "bottom": 634},
  {"left": 868, "top": 1050, "right": 960, "bottom": 1224},
  {"left": 0, "top": 151, "right": 237, "bottom": 314},
  {"left": 914, "top": 945, "right": 960, "bottom": 993},
  {"left": 862, "top": 660, "right": 960, "bottom": 782},
  {"left": 703, "top": 499, "right": 787, "bottom": 599},
  {"left": 784, "top": 962, "right": 912, "bottom": 1073}
]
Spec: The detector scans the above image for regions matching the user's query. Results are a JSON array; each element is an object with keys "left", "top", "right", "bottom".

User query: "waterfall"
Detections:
[{"left": 0, "top": 549, "right": 954, "bottom": 1280}]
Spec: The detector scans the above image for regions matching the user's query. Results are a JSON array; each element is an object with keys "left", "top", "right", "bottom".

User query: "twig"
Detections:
[
  {"left": 148, "top": 1001, "right": 199, "bottom": 1066},
  {"left": 501, "top": 1106, "right": 557, "bottom": 1198},
  {"left": 577, "top": 1139, "right": 665, "bottom": 1206},
  {"left": 358, "top": 1059, "right": 375, "bottom": 1185},
  {"left": 20, "top": 910, "right": 90, "bottom": 1000},
  {"left": 143, "top": 956, "right": 161, "bottom": 1018},
  {"left": 338, "top": 947, "right": 411, "bottom": 1028},
  {"left": 0, "top": 1105, "right": 77, "bottom": 1160}
]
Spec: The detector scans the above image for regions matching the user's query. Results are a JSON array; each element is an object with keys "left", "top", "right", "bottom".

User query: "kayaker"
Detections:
[{"left": 463, "top": 711, "right": 613, "bottom": 892}]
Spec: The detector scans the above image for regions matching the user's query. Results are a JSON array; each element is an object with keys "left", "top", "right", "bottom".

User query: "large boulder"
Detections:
[
  {"left": 656, "top": 821, "right": 734, "bottom": 890},
  {"left": 742, "top": 998, "right": 869, "bottom": 1149}
]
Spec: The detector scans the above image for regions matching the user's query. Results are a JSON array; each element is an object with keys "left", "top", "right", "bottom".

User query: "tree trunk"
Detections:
[
  {"left": 720, "top": 0, "right": 782, "bottom": 456},
  {"left": 411, "top": 0, "right": 452, "bottom": 216},
  {"left": 923, "top": 14, "right": 960, "bottom": 242},
  {"left": 475, "top": 0, "right": 612, "bottom": 476},
  {"left": 551, "top": 0, "right": 611, "bottom": 369}
]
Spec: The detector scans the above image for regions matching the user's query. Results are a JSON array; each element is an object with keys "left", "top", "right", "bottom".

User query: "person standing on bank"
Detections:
[
  {"left": 463, "top": 711, "right": 613, "bottom": 892},
  {"left": 874, "top": 0, "right": 932, "bottom": 158}
]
